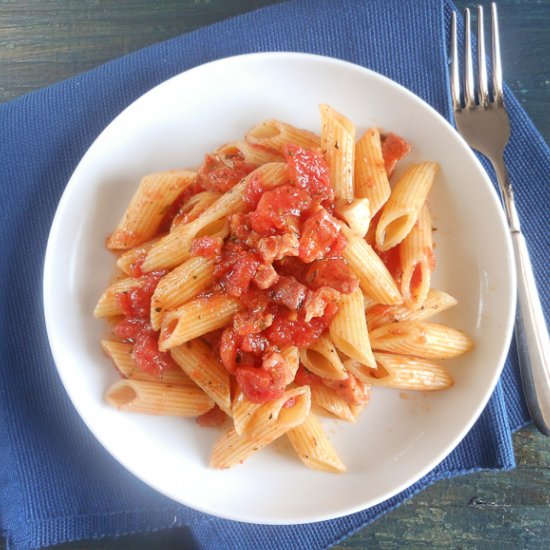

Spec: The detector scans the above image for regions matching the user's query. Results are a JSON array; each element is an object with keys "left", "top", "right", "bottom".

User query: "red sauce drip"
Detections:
[
  {"left": 381, "top": 133, "right": 411, "bottom": 177},
  {"left": 196, "top": 405, "right": 227, "bottom": 427},
  {"left": 376, "top": 245, "right": 401, "bottom": 284}
]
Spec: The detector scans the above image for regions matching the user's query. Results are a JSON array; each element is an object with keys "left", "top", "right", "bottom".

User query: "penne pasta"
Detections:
[
  {"left": 105, "top": 379, "right": 214, "bottom": 416},
  {"left": 372, "top": 352, "right": 453, "bottom": 391},
  {"left": 210, "top": 386, "right": 311, "bottom": 469},
  {"left": 375, "top": 161, "right": 438, "bottom": 251},
  {"left": 366, "top": 288, "right": 458, "bottom": 330},
  {"left": 171, "top": 190, "right": 221, "bottom": 229},
  {"left": 101, "top": 340, "right": 195, "bottom": 386},
  {"left": 231, "top": 346, "right": 299, "bottom": 435},
  {"left": 116, "top": 236, "right": 162, "bottom": 275},
  {"left": 329, "top": 287, "right": 376, "bottom": 371},
  {"left": 287, "top": 411, "right": 346, "bottom": 473},
  {"left": 107, "top": 170, "right": 195, "bottom": 250},
  {"left": 369, "top": 320, "right": 474, "bottom": 359},
  {"left": 341, "top": 223, "right": 402, "bottom": 305},
  {"left": 141, "top": 212, "right": 228, "bottom": 273},
  {"left": 215, "top": 141, "right": 284, "bottom": 167},
  {"left": 354, "top": 128, "right": 391, "bottom": 215},
  {"left": 311, "top": 384, "right": 356, "bottom": 422},
  {"left": 159, "top": 293, "right": 242, "bottom": 351},
  {"left": 94, "top": 277, "right": 143, "bottom": 318},
  {"left": 150, "top": 256, "right": 215, "bottom": 330},
  {"left": 400, "top": 204, "right": 434, "bottom": 308},
  {"left": 245, "top": 120, "right": 320, "bottom": 153},
  {"left": 320, "top": 104, "right": 355, "bottom": 200},
  {"left": 232, "top": 390, "right": 262, "bottom": 436},
  {"left": 300, "top": 335, "right": 348, "bottom": 381},
  {"left": 170, "top": 339, "right": 232, "bottom": 416}
]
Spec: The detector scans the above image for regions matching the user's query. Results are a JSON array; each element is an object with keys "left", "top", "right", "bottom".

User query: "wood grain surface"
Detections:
[{"left": 1, "top": 1, "right": 549, "bottom": 548}]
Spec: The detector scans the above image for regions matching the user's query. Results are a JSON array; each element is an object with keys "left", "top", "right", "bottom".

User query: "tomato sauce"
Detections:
[
  {"left": 196, "top": 405, "right": 227, "bottom": 427},
  {"left": 381, "top": 133, "right": 411, "bottom": 177},
  {"left": 210, "top": 144, "right": 362, "bottom": 402},
  {"left": 114, "top": 271, "right": 177, "bottom": 376},
  {"left": 114, "top": 143, "right": 360, "bottom": 405},
  {"left": 197, "top": 154, "right": 256, "bottom": 193}
]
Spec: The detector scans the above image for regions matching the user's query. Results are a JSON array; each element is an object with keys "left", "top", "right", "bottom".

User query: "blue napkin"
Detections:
[{"left": 1, "top": 0, "right": 548, "bottom": 548}]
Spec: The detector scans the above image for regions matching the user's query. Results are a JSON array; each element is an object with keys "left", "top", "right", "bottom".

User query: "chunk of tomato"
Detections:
[
  {"left": 249, "top": 184, "right": 311, "bottom": 236},
  {"left": 113, "top": 317, "right": 149, "bottom": 341},
  {"left": 235, "top": 365, "right": 285, "bottom": 403},
  {"left": 294, "top": 365, "right": 323, "bottom": 387},
  {"left": 298, "top": 208, "right": 341, "bottom": 263},
  {"left": 381, "top": 133, "right": 411, "bottom": 177},
  {"left": 304, "top": 258, "right": 358, "bottom": 294},
  {"left": 219, "top": 327, "right": 257, "bottom": 374},
  {"left": 132, "top": 328, "right": 177, "bottom": 376},
  {"left": 197, "top": 154, "right": 255, "bottom": 193},
  {"left": 115, "top": 272, "right": 165, "bottom": 319},
  {"left": 221, "top": 253, "right": 260, "bottom": 297},
  {"left": 264, "top": 307, "right": 333, "bottom": 348},
  {"left": 283, "top": 144, "right": 334, "bottom": 202}
]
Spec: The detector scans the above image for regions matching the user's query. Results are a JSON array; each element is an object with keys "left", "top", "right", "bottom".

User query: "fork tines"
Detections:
[{"left": 451, "top": 3, "right": 504, "bottom": 110}]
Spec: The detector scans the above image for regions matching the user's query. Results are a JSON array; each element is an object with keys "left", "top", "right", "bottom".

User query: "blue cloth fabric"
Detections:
[{"left": 0, "top": 0, "right": 548, "bottom": 548}]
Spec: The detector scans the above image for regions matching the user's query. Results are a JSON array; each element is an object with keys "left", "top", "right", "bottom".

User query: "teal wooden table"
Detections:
[{"left": 1, "top": 1, "right": 548, "bottom": 548}]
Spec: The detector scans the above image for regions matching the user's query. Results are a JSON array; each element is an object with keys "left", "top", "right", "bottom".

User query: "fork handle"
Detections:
[
  {"left": 494, "top": 157, "right": 550, "bottom": 435},
  {"left": 512, "top": 231, "right": 550, "bottom": 435}
]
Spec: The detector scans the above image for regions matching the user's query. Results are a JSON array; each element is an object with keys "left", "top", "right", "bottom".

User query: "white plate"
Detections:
[{"left": 43, "top": 52, "right": 515, "bottom": 524}]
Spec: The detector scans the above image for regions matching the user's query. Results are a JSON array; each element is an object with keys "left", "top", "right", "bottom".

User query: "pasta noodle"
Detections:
[
  {"left": 375, "top": 162, "right": 438, "bottom": 251},
  {"left": 101, "top": 340, "right": 195, "bottom": 386},
  {"left": 287, "top": 411, "right": 346, "bottom": 473},
  {"left": 400, "top": 204, "right": 434, "bottom": 308},
  {"left": 354, "top": 128, "right": 391, "bottom": 215},
  {"left": 366, "top": 288, "right": 458, "bottom": 330},
  {"left": 159, "top": 293, "right": 242, "bottom": 351},
  {"left": 371, "top": 352, "right": 453, "bottom": 391},
  {"left": 320, "top": 104, "right": 355, "bottom": 200},
  {"left": 142, "top": 163, "right": 288, "bottom": 272},
  {"left": 369, "top": 321, "right": 474, "bottom": 359},
  {"left": 107, "top": 170, "right": 196, "bottom": 250},
  {"left": 94, "top": 277, "right": 143, "bottom": 318},
  {"left": 329, "top": 287, "right": 376, "bottom": 370},
  {"left": 245, "top": 120, "right": 320, "bottom": 153},
  {"left": 311, "top": 384, "right": 356, "bottom": 422},
  {"left": 340, "top": 223, "right": 402, "bottom": 305},
  {"left": 150, "top": 256, "right": 215, "bottom": 330},
  {"left": 215, "top": 141, "right": 284, "bottom": 167},
  {"left": 105, "top": 379, "right": 214, "bottom": 416},
  {"left": 210, "top": 386, "right": 311, "bottom": 469},
  {"left": 299, "top": 335, "right": 347, "bottom": 380},
  {"left": 170, "top": 339, "right": 232, "bottom": 416}
]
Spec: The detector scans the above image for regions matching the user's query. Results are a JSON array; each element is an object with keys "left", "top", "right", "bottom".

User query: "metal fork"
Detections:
[{"left": 451, "top": 3, "right": 550, "bottom": 435}]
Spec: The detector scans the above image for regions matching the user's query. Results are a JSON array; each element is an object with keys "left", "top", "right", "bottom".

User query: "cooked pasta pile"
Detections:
[{"left": 94, "top": 105, "right": 473, "bottom": 472}]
